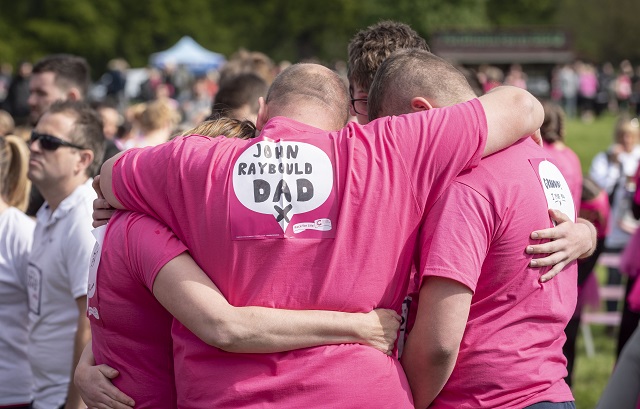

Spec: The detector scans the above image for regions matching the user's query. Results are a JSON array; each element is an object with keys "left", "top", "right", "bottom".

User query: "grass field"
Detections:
[{"left": 563, "top": 113, "right": 620, "bottom": 409}]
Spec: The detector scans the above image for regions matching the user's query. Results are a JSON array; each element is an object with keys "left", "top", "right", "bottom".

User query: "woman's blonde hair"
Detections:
[
  {"left": 181, "top": 118, "right": 256, "bottom": 140},
  {"left": 0, "top": 135, "right": 31, "bottom": 211}
]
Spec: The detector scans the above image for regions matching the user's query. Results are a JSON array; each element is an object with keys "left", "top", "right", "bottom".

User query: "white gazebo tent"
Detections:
[{"left": 149, "top": 36, "right": 226, "bottom": 74}]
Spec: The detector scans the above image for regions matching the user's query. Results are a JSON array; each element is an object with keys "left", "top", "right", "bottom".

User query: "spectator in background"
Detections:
[
  {"left": 26, "top": 100, "right": 104, "bottom": 409},
  {"left": 137, "top": 68, "right": 164, "bottom": 103},
  {"left": 559, "top": 63, "right": 579, "bottom": 119},
  {"left": 92, "top": 103, "right": 122, "bottom": 163},
  {"left": 596, "top": 62, "right": 616, "bottom": 116},
  {"left": 616, "top": 60, "right": 634, "bottom": 113},
  {"left": 0, "top": 135, "right": 34, "bottom": 409},
  {"left": 26, "top": 55, "right": 92, "bottom": 217},
  {"left": 577, "top": 62, "right": 598, "bottom": 122},
  {"left": 479, "top": 65, "right": 504, "bottom": 94},
  {"left": 504, "top": 63, "right": 527, "bottom": 89},
  {"left": 589, "top": 115, "right": 640, "bottom": 337},
  {"left": 0, "top": 109, "right": 15, "bottom": 137},
  {"left": 28, "top": 55, "right": 90, "bottom": 126},
  {"left": 122, "top": 100, "right": 179, "bottom": 149},
  {"left": 3, "top": 61, "right": 32, "bottom": 126},
  {"left": 209, "top": 73, "right": 267, "bottom": 125},
  {"left": 632, "top": 65, "right": 640, "bottom": 118},
  {"left": 99, "top": 58, "right": 128, "bottom": 112},
  {"left": 565, "top": 176, "right": 610, "bottom": 387},
  {"left": 540, "top": 100, "right": 583, "bottom": 212},
  {"left": 218, "top": 49, "right": 277, "bottom": 86},
  {"left": 596, "top": 164, "right": 640, "bottom": 409},
  {"left": 0, "top": 62, "right": 13, "bottom": 104},
  {"left": 180, "top": 76, "right": 213, "bottom": 127}
]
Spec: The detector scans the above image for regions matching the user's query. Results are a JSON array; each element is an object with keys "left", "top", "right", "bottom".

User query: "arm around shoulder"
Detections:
[
  {"left": 99, "top": 151, "right": 125, "bottom": 209},
  {"left": 401, "top": 277, "right": 472, "bottom": 409},
  {"left": 479, "top": 86, "right": 544, "bottom": 156}
]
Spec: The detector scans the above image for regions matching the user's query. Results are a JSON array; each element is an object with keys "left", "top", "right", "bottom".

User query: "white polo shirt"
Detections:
[
  {"left": 0, "top": 207, "right": 35, "bottom": 405},
  {"left": 27, "top": 178, "right": 95, "bottom": 409}
]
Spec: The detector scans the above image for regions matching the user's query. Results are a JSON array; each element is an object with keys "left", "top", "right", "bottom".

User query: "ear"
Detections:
[
  {"left": 255, "top": 97, "right": 268, "bottom": 131},
  {"left": 410, "top": 97, "right": 434, "bottom": 112},
  {"left": 75, "top": 149, "right": 95, "bottom": 175},
  {"left": 67, "top": 88, "right": 82, "bottom": 102}
]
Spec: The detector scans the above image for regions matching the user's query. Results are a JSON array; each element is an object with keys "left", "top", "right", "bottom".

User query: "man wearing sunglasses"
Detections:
[{"left": 26, "top": 100, "right": 104, "bottom": 409}]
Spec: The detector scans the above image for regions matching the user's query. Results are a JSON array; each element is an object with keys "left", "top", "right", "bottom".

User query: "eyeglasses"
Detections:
[
  {"left": 350, "top": 97, "right": 368, "bottom": 116},
  {"left": 30, "top": 131, "right": 85, "bottom": 151}
]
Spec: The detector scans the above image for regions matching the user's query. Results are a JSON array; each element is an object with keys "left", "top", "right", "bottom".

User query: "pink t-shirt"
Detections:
[
  {"left": 88, "top": 211, "right": 187, "bottom": 408},
  {"left": 418, "top": 138, "right": 576, "bottom": 408},
  {"left": 111, "top": 99, "right": 487, "bottom": 408},
  {"left": 543, "top": 141, "right": 583, "bottom": 211},
  {"left": 580, "top": 190, "right": 610, "bottom": 239}
]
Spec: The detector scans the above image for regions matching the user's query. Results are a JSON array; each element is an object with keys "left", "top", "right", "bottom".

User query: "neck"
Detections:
[
  {"left": 0, "top": 199, "right": 8, "bottom": 214},
  {"left": 38, "top": 175, "right": 88, "bottom": 212},
  {"left": 270, "top": 103, "right": 342, "bottom": 132}
]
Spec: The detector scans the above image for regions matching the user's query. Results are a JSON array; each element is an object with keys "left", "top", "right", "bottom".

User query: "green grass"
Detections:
[
  {"left": 573, "top": 323, "right": 617, "bottom": 409},
  {"left": 564, "top": 113, "right": 617, "bottom": 174}
]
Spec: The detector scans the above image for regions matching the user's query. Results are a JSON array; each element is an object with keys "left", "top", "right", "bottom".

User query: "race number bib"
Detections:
[{"left": 530, "top": 159, "right": 576, "bottom": 223}]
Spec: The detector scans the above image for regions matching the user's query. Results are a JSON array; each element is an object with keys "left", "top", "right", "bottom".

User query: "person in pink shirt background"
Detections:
[
  {"left": 366, "top": 49, "right": 591, "bottom": 409},
  {"left": 97, "top": 62, "right": 545, "bottom": 408},
  {"left": 540, "top": 100, "right": 583, "bottom": 213}
]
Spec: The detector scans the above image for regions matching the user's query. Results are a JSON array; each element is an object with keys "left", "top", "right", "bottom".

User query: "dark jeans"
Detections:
[{"left": 524, "top": 401, "right": 576, "bottom": 409}]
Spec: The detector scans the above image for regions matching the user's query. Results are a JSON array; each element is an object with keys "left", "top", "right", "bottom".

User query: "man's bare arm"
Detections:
[
  {"left": 401, "top": 277, "right": 473, "bottom": 409},
  {"left": 64, "top": 297, "right": 92, "bottom": 409},
  {"left": 479, "top": 86, "right": 544, "bottom": 156},
  {"left": 99, "top": 151, "right": 125, "bottom": 209},
  {"left": 153, "top": 252, "right": 401, "bottom": 354}
]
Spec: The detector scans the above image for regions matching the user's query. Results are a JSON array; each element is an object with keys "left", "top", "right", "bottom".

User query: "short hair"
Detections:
[
  {"left": 219, "top": 50, "right": 276, "bottom": 85},
  {"left": 368, "top": 49, "right": 475, "bottom": 121},
  {"left": 46, "top": 100, "right": 105, "bottom": 177},
  {"left": 210, "top": 73, "right": 267, "bottom": 120},
  {"left": 266, "top": 63, "right": 350, "bottom": 129},
  {"left": 614, "top": 114, "right": 640, "bottom": 143},
  {"left": 540, "top": 100, "right": 566, "bottom": 143},
  {"left": 347, "top": 21, "right": 429, "bottom": 92},
  {"left": 0, "top": 135, "right": 31, "bottom": 211},
  {"left": 32, "top": 54, "right": 91, "bottom": 98},
  {"left": 137, "top": 100, "right": 179, "bottom": 133},
  {"left": 181, "top": 118, "right": 256, "bottom": 140},
  {"left": 0, "top": 109, "right": 15, "bottom": 136}
]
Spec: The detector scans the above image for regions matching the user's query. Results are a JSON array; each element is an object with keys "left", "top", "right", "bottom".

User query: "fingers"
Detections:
[
  {"left": 526, "top": 240, "right": 566, "bottom": 256},
  {"left": 93, "top": 198, "right": 113, "bottom": 211},
  {"left": 92, "top": 176, "right": 104, "bottom": 199},
  {"left": 97, "top": 364, "right": 119, "bottom": 379},
  {"left": 92, "top": 199, "right": 116, "bottom": 228},
  {"left": 540, "top": 263, "right": 564, "bottom": 283},
  {"left": 548, "top": 209, "right": 571, "bottom": 224}
]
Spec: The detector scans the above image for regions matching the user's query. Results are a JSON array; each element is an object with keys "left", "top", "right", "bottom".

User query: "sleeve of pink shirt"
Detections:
[
  {"left": 417, "top": 181, "right": 497, "bottom": 293},
  {"left": 112, "top": 135, "right": 214, "bottom": 222},
  {"left": 386, "top": 99, "right": 488, "bottom": 214},
  {"left": 124, "top": 214, "right": 189, "bottom": 291}
]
